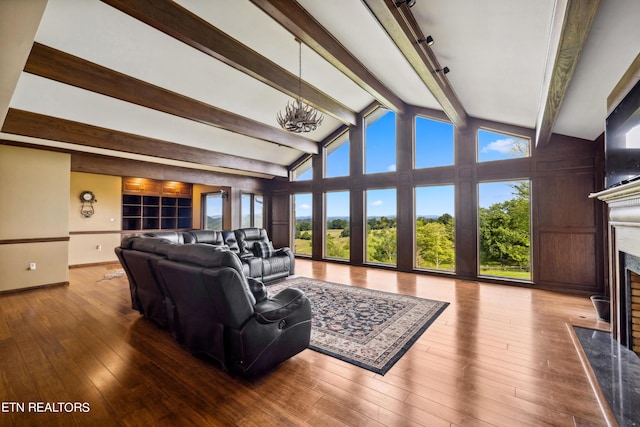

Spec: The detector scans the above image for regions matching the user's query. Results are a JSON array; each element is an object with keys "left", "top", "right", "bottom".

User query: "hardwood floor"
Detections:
[{"left": 0, "top": 260, "right": 609, "bottom": 426}]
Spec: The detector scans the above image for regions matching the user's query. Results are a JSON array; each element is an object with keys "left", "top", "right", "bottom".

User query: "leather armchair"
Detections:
[{"left": 234, "top": 227, "right": 295, "bottom": 282}]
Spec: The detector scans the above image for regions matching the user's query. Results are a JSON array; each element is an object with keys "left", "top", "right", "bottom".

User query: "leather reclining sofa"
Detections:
[
  {"left": 143, "top": 227, "right": 294, "bottom": 283},
  {"left": 115, "top": 230, "right": 311, "bottom": 377}
]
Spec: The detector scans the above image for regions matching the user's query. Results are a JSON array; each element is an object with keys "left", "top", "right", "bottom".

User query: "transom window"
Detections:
[
  {"left": 365, "top": 109, "right": 396, "bottom": 174},
  {"left": 325, "top": 132, "right": 350, "bottom": 178},
  {"left": 415, "top": 116, "right": 454, "bottom": 168},
  {"left": 292, "top": 157, "right": 312, "bottom": 181},
  {"left": 477, "top": 129, "right": 530, "bottom": 162}
]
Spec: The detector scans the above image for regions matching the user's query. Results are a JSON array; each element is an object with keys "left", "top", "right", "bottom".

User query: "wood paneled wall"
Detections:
[{"left": 267, "top": 110, "right": 606, "bottom": 294}]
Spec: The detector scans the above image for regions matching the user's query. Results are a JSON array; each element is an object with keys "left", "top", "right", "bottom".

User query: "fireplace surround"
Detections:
[{"left": 591, "top": 180, "right": 640, "bottom": 354}]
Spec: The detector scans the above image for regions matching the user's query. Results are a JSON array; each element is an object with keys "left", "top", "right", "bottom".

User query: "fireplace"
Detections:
[
  {"left": 620, "top": 253, "right": 640, "bottom": 356},
  {"left": 591, "top": 180, "right": 640, "bottom": 353}
]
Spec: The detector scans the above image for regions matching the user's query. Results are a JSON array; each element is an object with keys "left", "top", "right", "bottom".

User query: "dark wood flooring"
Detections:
[{"left": 0, "top": 260, "right": 609, "bottom": 426}]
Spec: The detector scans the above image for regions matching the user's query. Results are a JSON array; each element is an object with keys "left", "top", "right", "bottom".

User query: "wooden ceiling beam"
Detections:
[
  {"left": 1, "top": 109, "right": 288, "bottom": 178},
  {"left": 100, "top": 0, "right": 357, "bottom": 126},
  {"left": 362, "top": 0, "right": 468, "bottom": 128},
  {"left": 25, "top": 43, "right": 318, "bottom": 155},
  {"left": 250, "top": 0, "right": 406, "bottom": 115},
  {"left": 535, "top": 0, "right": 600, "bottom": 146}
]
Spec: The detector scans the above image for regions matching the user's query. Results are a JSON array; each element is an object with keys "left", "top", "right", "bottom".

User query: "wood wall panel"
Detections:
[
  {"left": 537, "top": 172, "right": 596, "bottom": 227},
  {"left": 538, "top": 232, "right": 597, "bottom": 289}
]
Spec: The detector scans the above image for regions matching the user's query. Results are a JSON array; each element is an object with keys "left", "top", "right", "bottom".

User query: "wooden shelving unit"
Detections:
[{"left": 122, "top": 178, "right": 192, "bottom": 231}]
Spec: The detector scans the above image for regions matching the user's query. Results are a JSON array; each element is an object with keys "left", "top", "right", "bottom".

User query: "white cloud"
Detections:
[
  {"left": 481, "top": 138, "right": 518, "bottom": 154},
  {"left": 387, "top": 164, "right": 396, "bottom": 172},
  {"left": 299, "top": 204, "right": 311, "bottom": 209},
  {"left": 371, "top": 200, "right": 383, "bottom": 206}
]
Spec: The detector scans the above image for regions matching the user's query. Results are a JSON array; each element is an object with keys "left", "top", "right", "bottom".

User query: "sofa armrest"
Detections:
[{"left": 253, "top": 288, "right": 308, "bottom": 324}]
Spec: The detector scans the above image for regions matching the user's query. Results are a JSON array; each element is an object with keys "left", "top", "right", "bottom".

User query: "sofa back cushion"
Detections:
[
  {"left": 131, "top": 237, "right": 174, "bottom": 256},
  {"left": 142, "top": 231, "right": 193, "bottom": 244},
  {"left": 222, "top": 230, "right": 241, "bottom": 253},
  {"left": 187, "top": 230, "right": 225, "bottom": 246},
  {"left": 235, "top": 227, "right": 269, "bottom": 254},
  {"left": 165, "top": 244, "right": 255, "bottom": 304}
]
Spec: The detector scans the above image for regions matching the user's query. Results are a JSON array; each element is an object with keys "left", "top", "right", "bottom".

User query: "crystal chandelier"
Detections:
[{"left": 277, "top": 39, "right": 323, "bottom": 133}]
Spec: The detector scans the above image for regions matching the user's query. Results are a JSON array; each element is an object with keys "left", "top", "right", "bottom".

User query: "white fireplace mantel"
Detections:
[
  {"left": 591, "top": 180, "right": 640, "bottom": 259},
  {"left": 590, "top": 179, "right": 640, "bottom": 343}
]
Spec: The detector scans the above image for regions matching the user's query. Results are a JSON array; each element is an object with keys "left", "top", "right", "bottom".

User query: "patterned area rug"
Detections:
[{"left": 268, "top": 276, "right": 449, "bottom": 375}]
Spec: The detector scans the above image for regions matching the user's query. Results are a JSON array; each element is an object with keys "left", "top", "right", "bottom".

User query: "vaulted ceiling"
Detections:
[{"left": 1, "top": 0, "right": 639, "bottom": 179}]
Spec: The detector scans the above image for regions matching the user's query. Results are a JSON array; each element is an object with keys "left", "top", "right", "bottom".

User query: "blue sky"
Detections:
[{"left": 295, "top": 112, "right": 530, "bottom": 218}]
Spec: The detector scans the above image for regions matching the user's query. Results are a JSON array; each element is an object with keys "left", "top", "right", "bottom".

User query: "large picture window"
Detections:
[
  {"left": 324, "top": 191, "right": 350, "bottom": 260},
  {"left": 365, "top": 109, "right": 396, "bottom": 174},
  {"left": 477, "top": 129, "right": 530, "bottom": 163},
  {"left": 365, "top": 188, "right": 397, "bottom": 265},
  {"left": 241, "top": 193, "right": 263, "bottom": 228},
  {"left": 202, "top": 192, "right": 224, "bottom": 230},
  {"left": 415, "top": 185, "right": 455, "bottom": 271},
  {"left": 293, "top": 193, "right": 313, "bottom": 255},
  {"left": 415, "top": 117, "right": 454, "bottom": 169},
  {"left": 478, "top": 180, "right": 531, "bottom": 279}
]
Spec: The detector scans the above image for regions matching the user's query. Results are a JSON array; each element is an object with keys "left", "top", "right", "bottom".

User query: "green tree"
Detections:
[
  {"left": 326, "top": 233, "right": 349, "bottom": 258},
  {"left": 328, "top": 218, "right": 347, "bottom": 229},
  {"left": 416, "top": 221, "right": 455, "bottom": 269},
  {"left": 367, "top": 228, "right": 397, "bottom": 263}
]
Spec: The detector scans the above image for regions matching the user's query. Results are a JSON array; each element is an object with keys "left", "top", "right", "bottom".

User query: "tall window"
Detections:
[
  {"left": 325, "top": 191, "right": 350, "bottom": 260},
  {"left": 365, "top": 109, "right": 396, "bottom": 174},
  {"left": 202, "top": 192, "right": 224, "bottom": 230},
  {"left": 292, "top": 157, "right": 313, "bottom": 181},
  {"left": 293, "top": 193, "right": 312, "bottom": 255},
  {"left": 477, "top": 129, "right": 530, "bottom": 162},
  {"left": 365, "top": 188, "right": 397, "bottom": 265},
  {"left": 478, "top": 180, "right": 531, "bottom": 280},
  {"left": 241, "top": 193, "right": 263, "bottom": 228},
  {"left": 415, "top": 117, "right": 454, "bottom": 168},
  {"left": 415, "top": 185, "right": 455, "bottom": 271},
  {"left": 325, "top": 132, "right": 350, "bottom": 178}
]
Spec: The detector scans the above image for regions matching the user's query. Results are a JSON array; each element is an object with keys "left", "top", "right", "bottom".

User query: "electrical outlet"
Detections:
[
  {"left": 97, "top": 244, "right": 102, "bottom": 251},
  {"left": 29, "top": 262, "right": 36, "bottom": 271}
]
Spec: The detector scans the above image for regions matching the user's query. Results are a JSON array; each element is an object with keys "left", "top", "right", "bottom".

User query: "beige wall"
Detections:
[
  {"left": 69, "top": 172, "right": 121, "bottom": 265},
  {"left": 0, "top": 145, "right": 70, "bottom": 291}
]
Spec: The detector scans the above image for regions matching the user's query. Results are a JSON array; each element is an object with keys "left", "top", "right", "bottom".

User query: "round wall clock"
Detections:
[{"left": 80, "top": 191, "right": 96, "bottom": 203}]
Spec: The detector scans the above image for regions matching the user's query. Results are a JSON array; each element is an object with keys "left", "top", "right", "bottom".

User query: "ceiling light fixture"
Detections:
[
  {"left": 418, "top": 35, "right": 434, "bottom": 46},
  {"left": 395, "top": 0, "right": 416, "bottom": 8},
  {"left": 277, "top": 39, "right": 323, "bottom": 133},
  {"left": 435, "top": 67, "right": 450, "bottom": 75}
]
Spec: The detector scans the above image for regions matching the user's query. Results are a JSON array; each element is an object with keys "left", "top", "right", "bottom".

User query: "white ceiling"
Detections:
[{"left": 1, "top": 0, "right": 639, "bottom": 178}]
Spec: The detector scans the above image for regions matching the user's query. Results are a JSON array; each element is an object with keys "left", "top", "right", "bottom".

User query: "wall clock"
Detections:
[{"left": 80, "top": 191, "right": 97, "bottom": 217}]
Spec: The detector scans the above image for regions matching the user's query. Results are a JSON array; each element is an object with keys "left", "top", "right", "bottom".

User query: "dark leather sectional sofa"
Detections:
[
  {"left": 143, "top": 228, "right": 295, "bottom": 283},
  {"left": 115, "top": 228, "right": 311, "bottom": 377}
]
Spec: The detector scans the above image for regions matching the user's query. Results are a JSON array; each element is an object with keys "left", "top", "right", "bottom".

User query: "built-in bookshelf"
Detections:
[{"left": 122, "top": 178, "right": 192, "bottom": 231}]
